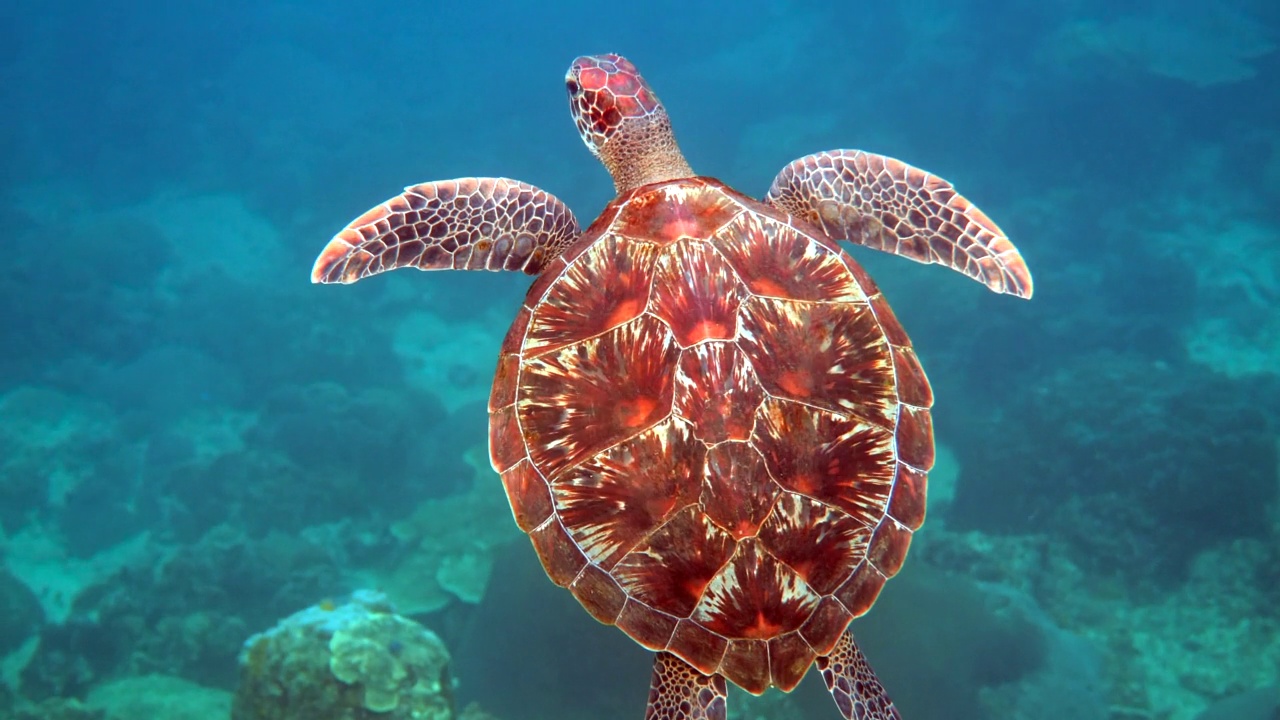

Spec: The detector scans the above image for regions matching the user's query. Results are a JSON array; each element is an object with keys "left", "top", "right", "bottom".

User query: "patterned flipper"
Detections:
[
  {"left": 645, "top": 652, "right": 727, "bottom": 720},
  {"left": 765, "top": 150, "right": 1033, "bottom": 298},
  {"left": 817, "top": 630, "right": 901, "bottom": 720},
  {"left": 312, "top": 177, "right": 580, "bottom": 284}
]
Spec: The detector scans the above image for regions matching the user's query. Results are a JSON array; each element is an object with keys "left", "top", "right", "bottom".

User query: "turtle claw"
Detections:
[
  {"left": 817, "top": 630, "right": 902, "bottom": 720},
  {"left": 312, "top": 178, "right": 580, "bottom": 284},
  {"left": 765, "top": 150, "right": 1033, "bottom": 299},
  {"left": 645, "top": 652, "right": 727, "bottom": 720}
]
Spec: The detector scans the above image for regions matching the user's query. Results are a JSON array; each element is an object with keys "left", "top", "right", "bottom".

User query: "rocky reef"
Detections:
[
  {"left": 234, "top": 590, "right": 454, "bottom": 720},
  {"left": 948, "top": 352, "right": 1279, "bottom": 582}
]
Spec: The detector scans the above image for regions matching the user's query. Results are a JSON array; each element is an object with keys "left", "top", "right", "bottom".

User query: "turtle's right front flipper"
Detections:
[
  {"left": 765, "top": 150, "right": 1032, "bottom": 299},
  {"left": 312, "top": 177, "right": 580, "bottom": 284}
]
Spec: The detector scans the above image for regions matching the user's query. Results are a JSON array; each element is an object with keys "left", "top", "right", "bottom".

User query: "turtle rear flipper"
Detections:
[
  {"left": 765, "top": 150, "right": 1033, "bottom": 299},
  {"left": 312, "top": 177, "right": 580, "bottom": 283},
  {"left": 818, "top": 630, "right": 901, "bottom": 720},
  {"left": 645, "top": 651, "right": 727, "bottom": 720},
  {"left": 643, "top": 633, "right": 899, "bottom": 720}
]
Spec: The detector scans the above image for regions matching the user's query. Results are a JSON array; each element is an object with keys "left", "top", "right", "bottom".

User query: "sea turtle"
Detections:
[{"left": 312, "top": 54, "right": 1032, "bottom": 719}]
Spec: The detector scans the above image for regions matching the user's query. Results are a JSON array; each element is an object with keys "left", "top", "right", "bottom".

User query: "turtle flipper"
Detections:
[
  {"left": 817, "top": 630, "right": 902, "bottom": 720},
  {"left": 645, "top": 652, "right": 727, "bottom": 720},
  {"left": 312, "top": 177, "right": 580, "bottom": 284},
  {"left": 765, "top": 150, "right": 1032, "bottom": 298}
]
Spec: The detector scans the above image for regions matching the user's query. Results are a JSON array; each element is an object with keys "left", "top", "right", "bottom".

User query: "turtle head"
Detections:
[{"left": 567, "top": 54, "right": 694, "bottom": 194}]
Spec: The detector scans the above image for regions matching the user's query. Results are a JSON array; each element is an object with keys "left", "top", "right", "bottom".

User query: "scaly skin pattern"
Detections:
[
  {"left": 818, "top": 630, "right": 902, "bottom": 720},
  {"left": 766, "top": 150, "right": 1033, "bottom": 298},
  {"left": 311, "top": 178, "right": 580, "bottom": 283},
  {"left": 567, "top": 54, "right": 694, "bottom": 194},
  {"left": 645, "top": 652, "right": 728, "bottom": 720},
  {"left": 489, "top": 177, "right": 931, "bottom": 698}
]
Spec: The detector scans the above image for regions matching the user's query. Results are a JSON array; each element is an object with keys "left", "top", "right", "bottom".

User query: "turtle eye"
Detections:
[{"left": 566, "top": 79, "right": 581, "bottom": 96}]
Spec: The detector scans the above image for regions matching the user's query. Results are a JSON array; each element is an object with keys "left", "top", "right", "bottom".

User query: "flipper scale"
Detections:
[
  {"left": 312, "top": 177, "right": 580, "bottom": 284},
  {"left": 766, "top": 150, "right": 1032, "bottom": 298}
]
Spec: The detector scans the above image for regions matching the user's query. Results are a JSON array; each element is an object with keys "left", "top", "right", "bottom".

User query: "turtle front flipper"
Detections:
[
  {"left": 645, "top": 652, "right": 727, "bottom": 720},
  {"left": 312, "top": 177, "right": 580, "bottom": 284},
  {"left": 765, "top": 150, "right": 1033, "bottom": 298},
  {"left": 817, "top": 630, "right": 902, "bottom": 720}
]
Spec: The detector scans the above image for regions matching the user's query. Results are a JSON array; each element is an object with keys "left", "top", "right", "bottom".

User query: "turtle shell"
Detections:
[{"left": 487, "top": 177, "right": 933, "bottom": 695}]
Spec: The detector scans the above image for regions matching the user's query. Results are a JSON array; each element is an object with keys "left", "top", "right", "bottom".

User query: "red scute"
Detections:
[
  {"left": 553, "top": 419, "right": 704, "bottom": 569},
  {"left": 757, "top": 493, "right": 869, "bottom": 594},
  {"left": 700, "top": 442, "right": 779, "bottom": 540},
  {"left": 613, "top": 185, "right": 738, "bottom": 245},
  {"left": 613, "top": 506, "right": 737, "bottom": 618},
  {"left": 719, "top": 639, "right": 770, "bottom": 695},
  {"left": 738, "top": 296, "right": 897, "bottom": 429},
  {"left": 650, "top": 239, "right": 745, "bottom": 347},
  {"left": 524, "top": 235, "right": 659, "bottom": 357},
  {"left": 668, "top": 619, "right": 730, "bottom": 675},
  {"left": 751, "top": 398, "right": 896, "bottom": 526},
  {"left": 673, "top": 343, "right": 763, "bottom": 444},
  {"left": 692, "top": 540, "right": 819, "bottom": 639},
  {"left": 518, "top": 315, "right": 678, "bottom": 479},
  {"left": 768, "top": 632, "right": 818, "bottom": 691}
]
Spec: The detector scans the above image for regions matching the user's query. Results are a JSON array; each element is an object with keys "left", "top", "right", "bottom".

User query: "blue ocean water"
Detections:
[{"left": 1, "top": 1, "right": 1277, "bottom": 719}]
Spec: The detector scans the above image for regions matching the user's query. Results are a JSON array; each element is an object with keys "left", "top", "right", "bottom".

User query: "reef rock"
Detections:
[
  {"left": 232, "top": 590, "right": 454, "bottom": 720},
  {"left": 949, "top": 351, "right": 1278, "bottom": 581}
]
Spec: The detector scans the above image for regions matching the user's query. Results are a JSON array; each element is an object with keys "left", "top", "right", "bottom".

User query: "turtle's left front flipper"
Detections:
[
  {"left": 766, "top": 150, "right": 1032, "bottom": 298},
  {"left": 312, "top": 177, "right": 580, "bottom": 284}
]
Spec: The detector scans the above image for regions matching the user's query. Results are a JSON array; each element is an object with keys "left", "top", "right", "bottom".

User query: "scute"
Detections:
[
  {"left": 692, "top": 538, "right": 821, "bottom": 640},
  {"left": 673, "top": 342, "right": 763, "bottom": 444},
  {"left": 751, "top": 397, "right": 897, "bottom": 526},
  {"left": 700, "top": 442, "right": 779, "bottom": 540},
  {"left": 757, "top": 493, "right": 869, "bottom": 595},
  {"left": 525, "top": 234, "right": 660, "bottom": 357},
  {"left": 613, "top": 182, "right": 740, "bottom": 244},
  {"left": 517, "top": 314, "right": 679, "bottom": 479},
  {"left": 650, "top": 239, "right": 745, "bottom": 347},
  {"left": 553, "top": 417, "right": 704, "bottom": 569},
  {"left": 713, "top": 212, "right": 865, "bottom": 303},
  {"left": 613, "top": 506, "right": 737, "bottom": 617},
  {"left": 500, "top": 177, "right": 932, "bottom": 695},
  {"left": 738, "top": 296, "right": 896, "bottom": 429}
]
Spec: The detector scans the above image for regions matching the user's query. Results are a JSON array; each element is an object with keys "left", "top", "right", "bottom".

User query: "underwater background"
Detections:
[{"left": 1, "top": 0, "right": 1278, "bottom": 718}]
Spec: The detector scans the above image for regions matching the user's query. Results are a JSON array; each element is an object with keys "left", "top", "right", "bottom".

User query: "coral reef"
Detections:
[
  {"left": 86, "top": 674, "right": 231, "bottom": 720},
  {"left": 0, "top": 6, "right": 1276, "bottom": 720},
  {"left": 0, "top": 386, "right": 122, "bottom": 554},
  {"left": 948, "top": 351, "right": 1279, "bottom": 582},
  {"left": 373, "top": 445, "right": 521, "bottom": 614},
  {"left": 0, "top": 698, "right": 104, "bottom": 720},
  {"left": 232, "top": 590, "right": 453, "bottom": 720},
  {"left": 391, "top": 310, "right": 511, "bottom": 414},
  {"left": 15, "top": 523, "right": 351, "bottom": 698},
  {"left": 1195, "top": 685, "right": 1280, "bottom": 720},
  {"left": 976, "top": 582, "right": 1108, "bottom": 720},
  {"left": 0, "top": 570, "right": 41, "bottom": 659},
  {"left": 0, "top": 209, "right": 172, "bottom": 387},
  {"left": 242, "top": 380, "right": 477, "bottom": 536},
  {"left": 916, "top": 525, "right": 1280, "bottom": 719},
  {"left": 3, "top": 665, "right": 229, "bottom": 719},
  {"left": 1, "top": 381, "right": 504, "bottom": 706},
  {"left": 451, "top": 541, "right": 651, "bottom": 720},
  {"left": 834, "top": 565, "right": 1051, "bottom": 720}
]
